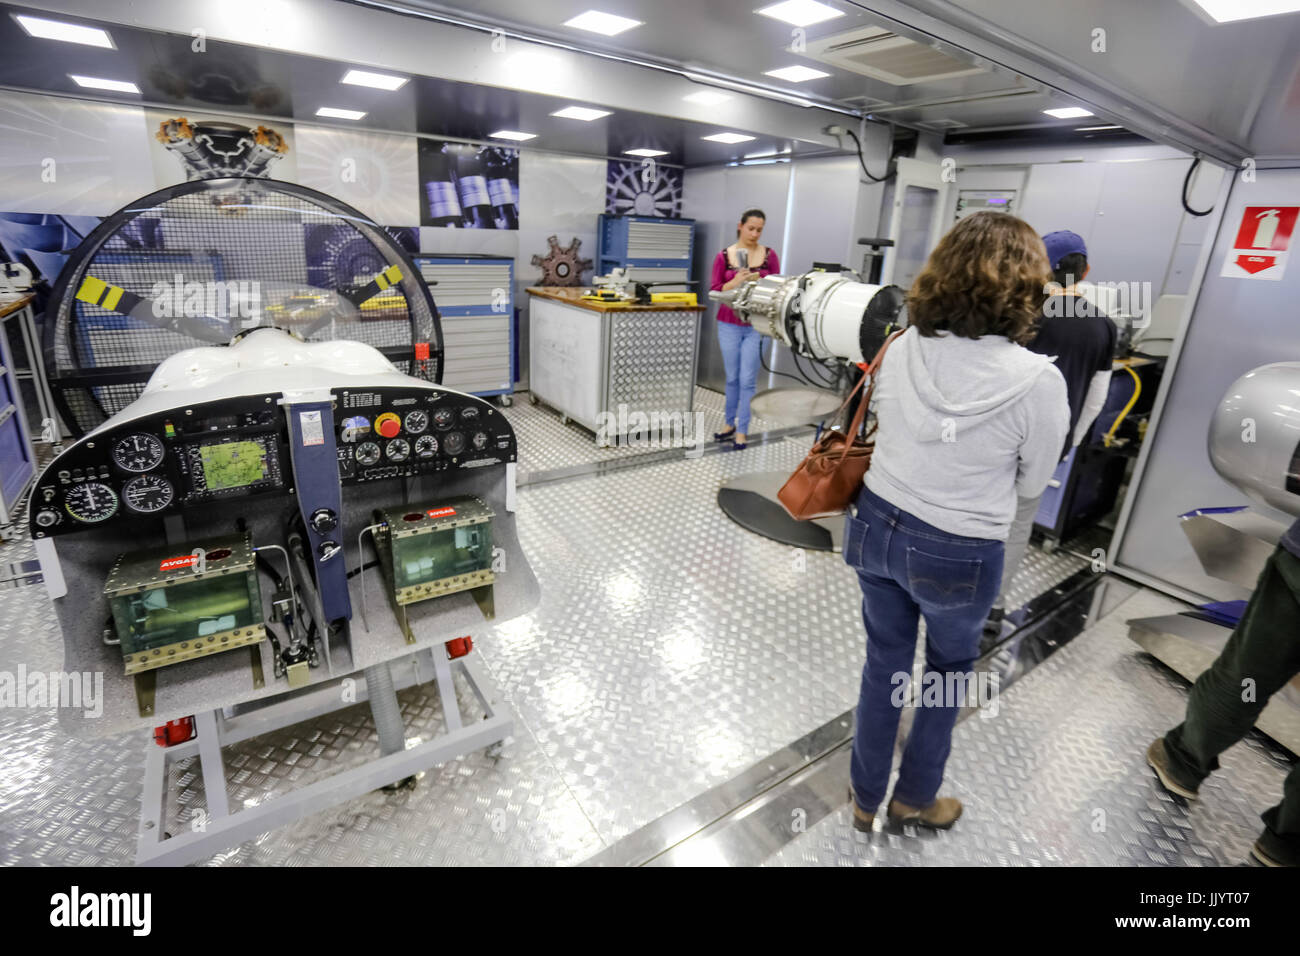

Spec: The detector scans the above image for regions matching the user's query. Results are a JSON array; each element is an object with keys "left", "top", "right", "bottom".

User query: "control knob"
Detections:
[{"left": 310, "top": 508, "right": 339, "bottom": 533}]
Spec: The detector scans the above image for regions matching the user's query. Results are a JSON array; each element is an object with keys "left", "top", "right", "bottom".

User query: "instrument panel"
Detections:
[
  {"left": 333, "top": 387, "right": 515, "bottom": 484},
  {"left": 31, "top": 386, "right": 518, "bottom": 538},
  {"left": 30, "top": 394, "right": 288, "bottom": 538}
]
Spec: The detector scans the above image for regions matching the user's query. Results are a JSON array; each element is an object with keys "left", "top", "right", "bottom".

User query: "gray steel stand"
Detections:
[{"left": 135, "top": 647, "right": 510, "bottom": 866}]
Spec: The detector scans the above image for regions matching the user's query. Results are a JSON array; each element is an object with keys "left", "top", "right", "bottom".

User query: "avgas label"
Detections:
[
  {"left": 159, "top": 555, "right": 198, "bottom": 571},
  {"left": 426, "top": 507, "right": 457, "bottom": 518}
]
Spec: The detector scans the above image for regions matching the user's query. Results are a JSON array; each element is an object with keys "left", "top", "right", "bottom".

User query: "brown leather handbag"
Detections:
[{"left": 777, "top": 330, "right": 903, "bottom": 520}]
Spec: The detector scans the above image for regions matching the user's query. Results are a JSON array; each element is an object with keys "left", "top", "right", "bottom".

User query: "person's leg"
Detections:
[
  {"left": 849, "top": 569, "right": 921, "bottom": 813},
  {"left": 893, "top": 529, "right": 1004, "bottom": 810},
  {"left": 1257, "top": 761, "right": 1300, "bottom": 866},
  {"left": 1158, "top": 546, "right": 1300, "bottom": 863},
  {"left": 995, "top": 494, "right": 1042, "bottom": 612},
  {"left": 845, "top": 492, "right": 922, "bottom": 815},
  {"left": 735, "top": 326, "right": 763, "bottom": 436},
  {"left": 716, "top": 321, "right": 740, "bottom": 430},
  {"left": 1162, "top": 547, "right": 1300, "bottom": 784}
]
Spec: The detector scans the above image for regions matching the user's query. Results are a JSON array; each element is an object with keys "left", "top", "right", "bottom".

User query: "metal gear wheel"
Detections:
[{"left": 530, "top": 235, "right": 593, "bottom": 286}]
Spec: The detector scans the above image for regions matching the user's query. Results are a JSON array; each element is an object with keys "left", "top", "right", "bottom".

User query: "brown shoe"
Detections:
[
  {"left": 848, "top": 787, "right": 875, "bottom": 832},
  {"left": 1146, "top": 738, "right": 1199, "bottom": 800},
  {"left": 887, "top": 796, "right": 963, "bottom": 830}
]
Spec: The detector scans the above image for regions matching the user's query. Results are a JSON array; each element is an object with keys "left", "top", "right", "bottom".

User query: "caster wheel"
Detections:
[
  {"left": 486, "top": 741, "right": 504, "bottom": 759},
  {"left": 499, "top": 395, "right": 513, "bottom": 408},
  {"left": 560, "top": 414, "right": 569, "bottom": 426},
  {"left": 527, "top": 393, "right": 540, "bottom": 406},
  {"left": 1042, "top": 537, "right": 1057, "bottom": 555}
]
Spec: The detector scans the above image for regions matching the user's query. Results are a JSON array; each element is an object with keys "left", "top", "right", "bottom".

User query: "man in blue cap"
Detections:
[{"left": 987, "top": 229, "right": 1117, "bottom": 633}]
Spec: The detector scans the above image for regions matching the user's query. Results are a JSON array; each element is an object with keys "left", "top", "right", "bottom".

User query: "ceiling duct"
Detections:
[{"left": 801, "top": 26, "right": 984, "bottom": 86}]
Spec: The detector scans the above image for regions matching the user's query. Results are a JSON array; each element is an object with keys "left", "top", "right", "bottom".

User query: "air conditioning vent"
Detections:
[{"left": 801, "top": 27, "right": 983, "bottom": 86}]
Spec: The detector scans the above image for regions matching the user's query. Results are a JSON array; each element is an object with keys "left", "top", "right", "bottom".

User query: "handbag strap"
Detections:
[{"left": 838, "top": 329, "right": 904, "bottom": 460}]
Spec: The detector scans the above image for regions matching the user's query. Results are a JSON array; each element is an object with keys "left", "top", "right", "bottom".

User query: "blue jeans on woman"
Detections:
[
  {"left": 717, "top": 320, "right": 762, "bottom": 434},
  {"left": 843, "top": 484, "right": 1004, "bottom": 812}
]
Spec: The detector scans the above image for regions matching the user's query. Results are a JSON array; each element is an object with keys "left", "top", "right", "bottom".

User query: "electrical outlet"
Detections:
[{"left": 824, "top": 124, "right": 847, "bottom": 136}]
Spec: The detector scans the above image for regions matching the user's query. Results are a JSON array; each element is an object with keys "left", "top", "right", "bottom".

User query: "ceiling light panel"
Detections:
[
  {"left": 316, "top": 107, "right": 367, "bottom": 120},
  {"left": 69, "top": 75, "right": 138, "bottom": 93},
  {"left": 756, "top": 1, "right": 845, "bottom": 27},
  {"left": 15, "top": 14, "right": 113, "bottom": 47},
  {"left": 551, "top": 106, "right": 613, "bottom": 121},
  {"left": 563, "top": 10, "right": 643, "bottom": 35},
  {"left": 764, "top": 65, "right": 831, "bottom": 82},
  {"left": 341, "top": 69, "right": 408, "bottom": 90}
]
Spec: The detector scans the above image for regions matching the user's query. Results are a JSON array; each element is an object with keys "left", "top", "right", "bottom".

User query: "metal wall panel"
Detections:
[{"left": 1113, "top": 166, "right": 1300, "bottom": 602}]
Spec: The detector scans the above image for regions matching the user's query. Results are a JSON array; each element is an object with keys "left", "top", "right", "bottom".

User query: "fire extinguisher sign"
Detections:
[{"left": 1221, "top": 205, "right": 1298, "bottom": 281}]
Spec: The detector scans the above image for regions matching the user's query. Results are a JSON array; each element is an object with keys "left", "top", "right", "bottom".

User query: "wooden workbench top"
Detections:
[
  {"left": 526, "top": 286, "right": 705, "bottom": 313},
  {"left": 0, "top": 293, "right": 35, "bottom": 318}
]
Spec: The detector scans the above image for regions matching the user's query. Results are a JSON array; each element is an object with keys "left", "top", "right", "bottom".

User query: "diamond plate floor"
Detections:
[
  {"left": 1, "top": 430, "right": 1264, "bottom": 868},
  {"left": 0, "top": 438, "right": 858, "bottom": 865},
  {"left": 506, "top": 386, "right": 787, "bottom": 479},
  {"left": 764, "top": 586, "right": 1294, "bottom": 867}
]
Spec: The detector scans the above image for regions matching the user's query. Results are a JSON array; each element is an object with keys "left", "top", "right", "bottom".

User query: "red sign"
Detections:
[
  {"left": 426, "top": 506, "right": 457, "bottom": 518},
  {"left": 1235, "top": 254, "right": 1278, "bottom": 275},
  {"left": 160, "top": 555, "right": 198, "bottom": 571},
  {"left": 1232, "top": 206, "right": 1298, "bottom": 251}
]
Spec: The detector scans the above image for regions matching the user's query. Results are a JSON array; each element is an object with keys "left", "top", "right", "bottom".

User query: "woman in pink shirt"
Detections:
[{"left": 710, "top": 208, "right": 780, "bottom": 450}]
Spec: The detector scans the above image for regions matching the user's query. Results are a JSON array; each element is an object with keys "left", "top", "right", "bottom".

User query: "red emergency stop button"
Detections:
[{"left": 375, "top": 412, "right": 401, "bottom": 438}]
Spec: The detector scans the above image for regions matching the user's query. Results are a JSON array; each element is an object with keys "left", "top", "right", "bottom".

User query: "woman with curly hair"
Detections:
[{"left": 843, "top": 211, "right": 1069, "bottom": 833}]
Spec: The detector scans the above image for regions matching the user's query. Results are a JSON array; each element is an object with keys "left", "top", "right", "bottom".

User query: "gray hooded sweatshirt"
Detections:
[{"left": 865, "top": 327, "right": 1070, "bottom": 541}]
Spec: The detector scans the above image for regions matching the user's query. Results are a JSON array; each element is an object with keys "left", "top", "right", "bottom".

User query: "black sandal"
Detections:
[{"left": 713, "top": 426, "right": 736, "bottom": 442}]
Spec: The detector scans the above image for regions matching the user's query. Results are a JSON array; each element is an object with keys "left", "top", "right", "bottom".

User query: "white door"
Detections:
[{"left": 882, "top": 157, "right": 952, "bottom": 290}]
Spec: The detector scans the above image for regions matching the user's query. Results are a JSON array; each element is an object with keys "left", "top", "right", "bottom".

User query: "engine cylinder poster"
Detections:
[
  {"left": 1220, "top": 205, "right": 1297, "bottom": 281},
  {"left": 417, "top": 140, "right": 519, "bottom": 229},
  {"left": 144, "top": 108, "right": 298, "bottom": 186}
]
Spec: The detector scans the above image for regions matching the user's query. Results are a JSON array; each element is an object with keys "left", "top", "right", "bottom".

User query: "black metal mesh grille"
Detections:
[{"left": 47, "top": 178, "right": 441, "bottom": 436}]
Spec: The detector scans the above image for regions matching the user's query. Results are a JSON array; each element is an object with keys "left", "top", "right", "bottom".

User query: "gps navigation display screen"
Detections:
[{"left": 199, "top": 440, "right": 268, "bottom": 491}]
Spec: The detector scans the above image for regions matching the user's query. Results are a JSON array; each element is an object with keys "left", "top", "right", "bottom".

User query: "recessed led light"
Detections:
[
  {"left": 551, "top": 106, "right": 613, "bottom": 121},
  {"left": 1043, "top": 107, "right": 1094, "bottom": 119},
  {"left": 1076, "top": 125, "right": 1122, "bottom": 131},
  {"left": 1183, "top": 0, "right": 1300, "bottom": 23},
  {"left": 316, "top": 107, "right": 367, "bottom": 120},
  {"left": 16, "top": 14, "right": 114, "bottom": 47},
  {"left": 69, "top": 75, "right": 139, "bottom": 94},
  {"left": 684, "top": 90, "right": 733, "bottom": 105},
  {"left": 756, "top": 1, "right": 845, "bottom": 27},
  {"left": 562, "top": 10, "right": 643, "bottom": 35},
  {"left": 702, "top": 132, "right": 756, "bottom": 144},
  {"left": 764, "top": 65, "right": 831, "bottom": 82},
  {"left": 341, "top": 69, "right": 408, "bottom": 91},
  {"left": 489, "top": 130, "right": 537, "bottom": 141},
  {"left": 625, "top": 148, "right": 668, "bottom": 157}
]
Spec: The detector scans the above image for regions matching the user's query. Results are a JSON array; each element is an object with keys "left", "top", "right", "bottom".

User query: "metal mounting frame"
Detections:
[{"left": 134, "top": 646, "right": 510, "bottom": 866}]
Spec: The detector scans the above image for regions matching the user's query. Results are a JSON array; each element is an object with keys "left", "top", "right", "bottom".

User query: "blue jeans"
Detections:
[
  {"left": 716, "top": 321, "right": 762, "bottom": 434},
  {"left": 844, "top": 484, "right": 1004, "bottom": 811}
]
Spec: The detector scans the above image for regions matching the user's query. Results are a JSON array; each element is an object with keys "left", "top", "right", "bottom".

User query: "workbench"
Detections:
[{"left": 525, "top": 287, "right": 703, "bottom": 440}]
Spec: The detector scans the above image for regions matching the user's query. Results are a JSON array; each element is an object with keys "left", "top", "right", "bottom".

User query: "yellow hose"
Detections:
[{"left": 1104, "top": 363, "right": 1142, "bottom": 448}]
